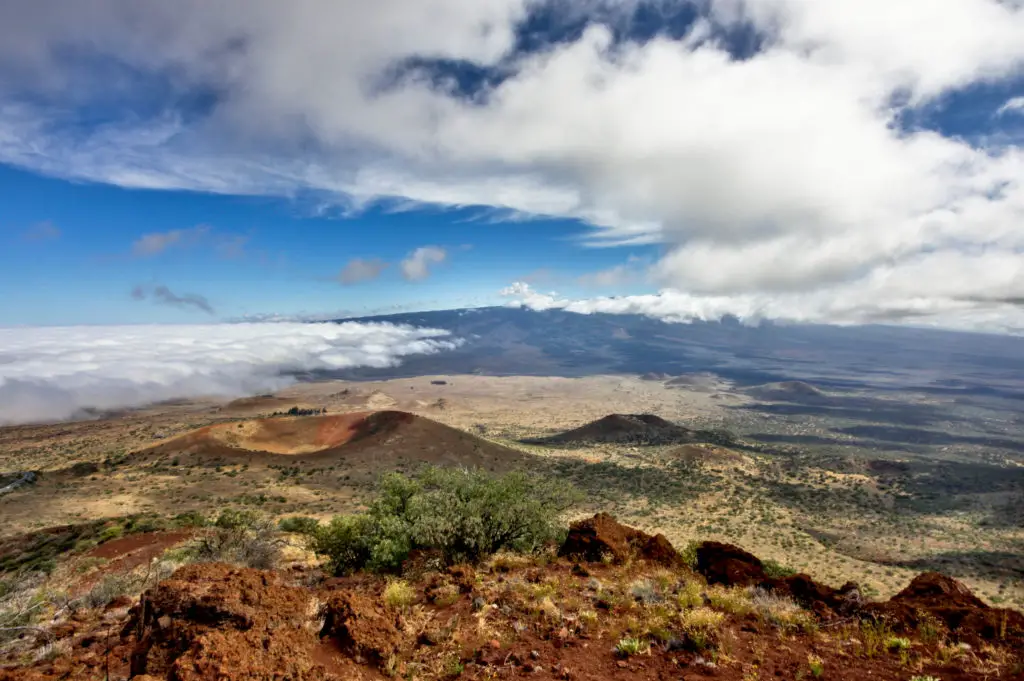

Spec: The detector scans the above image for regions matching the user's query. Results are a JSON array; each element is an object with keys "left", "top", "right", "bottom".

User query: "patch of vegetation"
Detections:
[
  {"left": 278, "top": 516, "right": 321, "bottom": 535},
  {"left": 615, "top": 636, "right": 650, "bottom": 657},
  {"left": 308, "top": 467, "right": 580, "bottom": 575},
  {"left": 762, "top": 559, "right": 797, "bottom": 579},
  {"left": 186, "top": 509, "right": 281, "bottom": 569},
  {"left": 0, "top": 513, "right": 202, "bottom": 575},
  {"left": 383, "top": 579, "right": 417, "bottom": 609}
]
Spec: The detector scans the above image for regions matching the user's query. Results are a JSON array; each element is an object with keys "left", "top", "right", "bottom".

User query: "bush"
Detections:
[
  {"left": 762, "top": 559, "right": 796, "bottom": 579},
  {"left": 383, "top": 579, "right": 417, "bottom": 608},
  {"left": 278, "top": 516, "right": 321, "bottom": 535},
  {"left": 84, "top": 574, "right": 135, "bottom": 609},
  {"left": 188, "top": 509, "right": 281, "bottom": 569},
  {"left": 311, "top": 467, "right": 579, "bottom": 575}
]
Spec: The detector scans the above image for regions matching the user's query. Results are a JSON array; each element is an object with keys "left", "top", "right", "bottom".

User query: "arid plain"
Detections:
[{"left": 2, "top": 371, "right": 1021, "bottom": 610}]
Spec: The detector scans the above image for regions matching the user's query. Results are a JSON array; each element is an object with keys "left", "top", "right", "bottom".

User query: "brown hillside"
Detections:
[
  {"left": 141, "top": 410, "right": 527, "bottom": 472},
  {"left": 3, "top": 515, "right": 1022, "bottom": 681}
]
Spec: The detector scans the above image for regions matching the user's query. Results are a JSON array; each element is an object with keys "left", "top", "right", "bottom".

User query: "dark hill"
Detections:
[{"left": 527, "top": 413, "right": 697, "bottom": 446}]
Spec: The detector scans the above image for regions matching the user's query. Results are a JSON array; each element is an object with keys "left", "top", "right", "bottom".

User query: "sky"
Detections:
[
  {"left": 2, "top": 0, "right": 1024, "bottom": 422},
  {"left": 1, "top": 0, "right": 1024, "bottom": 331}
]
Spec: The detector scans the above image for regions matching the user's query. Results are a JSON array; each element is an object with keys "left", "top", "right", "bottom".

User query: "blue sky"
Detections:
[
  {"left": 1, "top": 0, "right": 1024, "bottom": 331},
  {"left": 0, "top": 163, "right": 657, "bottom": 325}
]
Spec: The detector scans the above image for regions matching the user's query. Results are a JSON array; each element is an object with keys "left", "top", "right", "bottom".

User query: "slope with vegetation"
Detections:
[{"left": 1, "top": 467, "right": 1021, "bottom": 680}]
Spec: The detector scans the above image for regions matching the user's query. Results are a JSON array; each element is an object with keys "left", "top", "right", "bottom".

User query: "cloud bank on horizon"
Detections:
[
  {"left": 0, "top": 322, "right": 461, "bottom": 425},
  {"left": 1, "top": 0, "right": 1024, "bottom": 329}
]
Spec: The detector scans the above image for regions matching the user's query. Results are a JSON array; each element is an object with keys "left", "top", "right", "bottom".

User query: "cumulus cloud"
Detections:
[
  {"left": 1, "top": 1, "right": 1024, "bottom": 327},
  {"left": 401, "top": 246, "right": 448, "bottom": 281},
  {"left": 338, "top": 258, "right": 388, "bottom": 285},
  {"left": 131, "top": 284, "right": 215, "bottom": 314},
  {"left": 0, "top": 322, "right": 462, "bottom": 425}
]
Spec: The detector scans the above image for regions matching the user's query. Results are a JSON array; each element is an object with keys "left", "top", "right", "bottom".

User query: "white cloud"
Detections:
[
  {"left": 1, "top": 2, "right": 1024, "bottom": 327},
  {"left": 0, "top": 322, "right": 462, "bottom": 425},
  {"left": 997, "top": 96, "right": 1024, "bottom": 116},
  {"left": 400, "top": 246, "right": 448, "bottom": 281},
  {"left": 500, "top": 278, "right": 1024, "bottom": 334},
  {"left": 338, "top": 258, "right": 388, "bottom": 285}
]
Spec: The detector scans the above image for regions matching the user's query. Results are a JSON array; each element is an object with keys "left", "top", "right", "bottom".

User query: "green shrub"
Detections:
[
  {"left": 311, "top": 467, "right": 579, "bottom": 575},
  {"left": 278, "top": 516, "right": 321, "bottom": 535},
  {"left": 97, "top": 525, "right": 124, "bottom": 543},
  {"left": 762, "top": 559, "right": 796, "bottom": 579}
]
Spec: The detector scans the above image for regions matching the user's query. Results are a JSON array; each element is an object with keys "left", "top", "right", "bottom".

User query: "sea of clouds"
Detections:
[{"left": 0, "top": 322, "right": 461, "bottom": 425}]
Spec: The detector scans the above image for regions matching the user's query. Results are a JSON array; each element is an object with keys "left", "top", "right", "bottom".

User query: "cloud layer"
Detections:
[
  {"left": 501, "top": 281, "right": 1024, "bottom": 334},
  {"left": 0, "top": 322, "right": 461, "bottom": 425},
  {"left": 0, "top": 1, "right": 1023, "bottom": 327}
]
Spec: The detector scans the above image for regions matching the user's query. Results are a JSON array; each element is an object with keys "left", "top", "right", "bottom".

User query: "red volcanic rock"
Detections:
[{"left": 559, "top": 513, "right": 683, "bottom": 566}]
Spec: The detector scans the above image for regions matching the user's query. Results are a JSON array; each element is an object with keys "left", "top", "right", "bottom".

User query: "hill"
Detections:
[
  {"left": 142, "top": 410, "right": 527, "bottom": 472},
  {"left": 527, "top": 413, "right": 697, "bottom": 446}
]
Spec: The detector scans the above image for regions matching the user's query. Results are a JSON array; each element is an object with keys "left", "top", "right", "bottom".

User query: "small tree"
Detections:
[{"left": 309, "top": 467, "right": 579, "bottom": 574}]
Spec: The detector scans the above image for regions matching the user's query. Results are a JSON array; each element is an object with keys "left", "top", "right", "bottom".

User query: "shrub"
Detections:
[
  {"left": 887, "top": 636, "right": 911, "bottom": 652},
  {"left": 278, "top": 516, "right": 321, "bottom": 535},
  {"left": 679, "top": 607, "right": 725, "bottom": 651},
  {"left": 383, "top": 579, "right": 417, "bottom": 609},
  {"left": 311, "top": 467, "right": 579, "bottom": 575},
  {"left": 84, "top": 573, "right": 135, "bottom": 609},
  {"left": 860, "top": 619, "right": 892, "bottom": 658},
  {"left": 615, "top": 637, "right": 650, "bottom": 657},
  {"left": 707, "top": 586, "right": 753, "bottom": 615},
  {"left": 762, "top": 559, "right": 796, "bottom": 579},
  {"left": 188, "top": 509, "right": 281, "bottom": 569},
  {"left": 677, "top": 580, "right": 704, "bottom": 609}
]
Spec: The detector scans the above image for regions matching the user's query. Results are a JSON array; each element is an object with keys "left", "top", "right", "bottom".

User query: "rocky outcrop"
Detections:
[
  {"left": 559, "top": 513, "right": 684, "bottom": 566},
  {"left": 863, "top": 572, "right": 1024, "bottom": 646},
  {"left": 125, "top": 562, "right": 326, "bottom": 681},
  {"left": 695, "top": 541, "right": 862, "bottom": 616}
]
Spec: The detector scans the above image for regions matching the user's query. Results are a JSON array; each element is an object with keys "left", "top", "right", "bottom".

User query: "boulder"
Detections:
[{"left": 559, "top": 513, "right": 683, "bottom": 566}]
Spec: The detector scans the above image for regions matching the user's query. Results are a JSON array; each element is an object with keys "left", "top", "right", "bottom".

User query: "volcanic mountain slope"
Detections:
[
  {"left": 527, "top": 413, "right": 698, "bottom": 446},
  {"left": 2, "top": 514, "right": 1022, "bottom": 681},
  {"left": 141, "top": 410, "right": 527, "bottom": 473}
]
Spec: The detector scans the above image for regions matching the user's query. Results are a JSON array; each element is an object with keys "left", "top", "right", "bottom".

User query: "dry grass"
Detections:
[{"left": 384, "top": 580, "right": 417, "bottom": 609}]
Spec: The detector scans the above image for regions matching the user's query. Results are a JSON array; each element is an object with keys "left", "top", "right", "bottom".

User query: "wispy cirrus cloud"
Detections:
[{"left": 996, "top": 96, "right": 1024, "bottom": 117}]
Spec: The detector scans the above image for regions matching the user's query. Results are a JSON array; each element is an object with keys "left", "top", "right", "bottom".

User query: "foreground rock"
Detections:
[
  {"left": 864, "top": 572, "right": 1024, "bottom": 647},
  {"left": 126, "top": 563, "right": 328, "bottom": 680},
  {"left": 559, "top": 512, "right": 684, "bottom": 566},
  {"left": 3, "top": 517, "right": 1023, "bottom": 680},
  {"left": 694, "top": 541, "right": 862, "bottom": 616},
  {"left": 694, "top": 541, "right": 1024, "bottom": 646}
]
